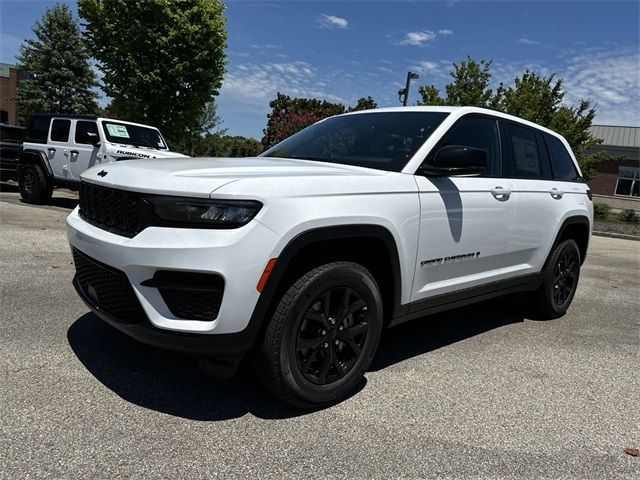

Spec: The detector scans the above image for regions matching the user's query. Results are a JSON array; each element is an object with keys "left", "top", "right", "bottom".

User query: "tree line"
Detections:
[{"left": 14, "top": 3, "right": 606, "bottom": 174}]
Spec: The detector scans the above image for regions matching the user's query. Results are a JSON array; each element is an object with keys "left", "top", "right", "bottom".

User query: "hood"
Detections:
[
  {"left": 80, "top": 156, "right": 386, "bottom": 197},
  {"left": 103, "top": 143, "right": 187, "bottom": 160}
]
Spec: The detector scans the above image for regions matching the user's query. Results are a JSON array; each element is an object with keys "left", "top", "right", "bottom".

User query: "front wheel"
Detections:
[
  {"left": 19, "top": 163, "right": 53, "bottom": 204},
  {"left": 531, "top": 239, "right": 581, "bottom": 319},
  {"left": 255, "top": 262, "right": 383, "bottom": 409}
]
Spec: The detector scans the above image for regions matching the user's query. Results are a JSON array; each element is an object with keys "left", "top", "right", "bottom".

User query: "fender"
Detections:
[
  {"left": 19, "top": 148, "right": 54, "bottom": 177},
  {"left": 248, "top": 224, "right": 404, "bottom": 338},
  {"left": 549, "top": 215, "right": 591, "bottom": 265}
]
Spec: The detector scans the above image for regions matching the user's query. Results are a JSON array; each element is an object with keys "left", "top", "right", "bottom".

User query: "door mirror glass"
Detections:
[{"left": 422, "top": 145, "right": 487, "bottom": 176}]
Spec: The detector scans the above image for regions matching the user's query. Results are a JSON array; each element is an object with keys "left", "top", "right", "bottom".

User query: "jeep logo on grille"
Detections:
[{"left": 97, "top": 170, "right": 108, "bottom": 177}]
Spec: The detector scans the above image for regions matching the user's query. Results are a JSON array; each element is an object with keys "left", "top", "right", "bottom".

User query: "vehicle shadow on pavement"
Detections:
[
  {"left": 67, "top": 313, "right": 324, "bottom": 420},
  {"left": 371, "top": 295, "right": 526, "bottom": 371},
  {"left": 67, "top": 296, "right": 525, "bottom": 421}
]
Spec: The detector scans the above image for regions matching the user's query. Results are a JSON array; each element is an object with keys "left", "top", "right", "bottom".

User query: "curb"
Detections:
[{"left": 593, "top": 231, "right": 640, "bottom": 242}]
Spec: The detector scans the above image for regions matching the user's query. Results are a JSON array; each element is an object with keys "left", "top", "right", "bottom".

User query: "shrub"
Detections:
[
  {"left": 593, "top": 202, "right": 611, "bottom": 219},
  {"left": 618, "top": 209, "right": 639, "bottom": 224}
]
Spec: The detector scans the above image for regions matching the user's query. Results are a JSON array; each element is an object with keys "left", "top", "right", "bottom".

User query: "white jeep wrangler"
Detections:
[
  {"left": 18, "top": 113, "right": 186, "bottom": 204},
  {"left": 67, "top": 107, "right": 593, "bottom": 408}
]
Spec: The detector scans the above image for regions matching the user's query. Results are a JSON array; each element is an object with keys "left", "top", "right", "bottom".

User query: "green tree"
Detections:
[
  {"left": 419, "top": 57, "right": 493, "bottom": 108},
  {"left": 348, "top": 96, "right": 378, "bottom": 112},
  {"left": 79, "top": 0, "right": 227, "bottom": 143},
  {"left": 418, "top": 58, "right": 607, "bottom": 180},
  {"left": 262, "top": 93, "right": 346, "bottom": 148},
  {"left": 15, "top": 3, "right": 98, "bottom": 120},
  {"left": 194, "top": 134, "right": 263, "bottom": 157},
  {"left": 262, "top": 93, "right": 379, "bottom": 148}
]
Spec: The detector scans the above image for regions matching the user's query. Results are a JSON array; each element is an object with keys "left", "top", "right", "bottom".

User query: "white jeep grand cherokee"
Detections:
[{"left": 67, "top": 107, "right": 593, "bottom": 408}]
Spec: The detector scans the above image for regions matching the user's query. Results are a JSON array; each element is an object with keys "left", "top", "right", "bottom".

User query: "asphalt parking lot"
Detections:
[{"left": 1, "top": 186, "right": 638, "bottom": 479}]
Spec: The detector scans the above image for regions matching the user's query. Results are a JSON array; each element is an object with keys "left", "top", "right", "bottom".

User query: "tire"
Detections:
[
  {"left": 255, "top": 262, "right": 384, "bottom": 409},
  {"left": 19, "top": 163, "right": 53, "bottom": 204},
  {"left": 531, "top": 239, "right": 581, "bottom": 319}
]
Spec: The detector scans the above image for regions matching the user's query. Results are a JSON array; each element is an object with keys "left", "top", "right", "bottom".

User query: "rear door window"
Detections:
[
  {"left": 544, "top": 133, "right": 580, "bottom": 182},
  {"left": 504, "top": 122, "right": 542, "bottom": 179},
  {"left": 50, "top": 119, "right": 71, "bottom": 142},
  {"left": 26, "top": 116, "right": 50, "bottom": 143}
]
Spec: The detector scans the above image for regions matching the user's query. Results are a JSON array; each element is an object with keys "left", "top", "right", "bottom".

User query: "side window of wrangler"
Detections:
[
  {"left": 504, "top": 123, "right": 542, "bottom": 179},
  {"left": 50, "top": 119, "right": 71, "bottom": 143},
  {"left": 544, "top": 133, "right": 580, "bottom": 181},
  {"left": 434, "top": 115, "right": 501, "bottom": 176}
]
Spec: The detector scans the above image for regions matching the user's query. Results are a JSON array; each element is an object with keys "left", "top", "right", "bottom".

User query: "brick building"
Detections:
[
  {"left": 0, "top": 63, "right": 22, "bottom": 124},
  {"left": 587, "top": 125, "right": 639, "bottom": 210}
]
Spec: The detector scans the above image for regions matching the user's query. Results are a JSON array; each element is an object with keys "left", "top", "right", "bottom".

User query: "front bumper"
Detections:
[{"left": 67, "top": 206, "right": 281, "bottom": 348}]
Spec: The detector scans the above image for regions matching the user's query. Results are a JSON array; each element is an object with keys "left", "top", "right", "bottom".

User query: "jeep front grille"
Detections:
[{"left": 79, "top": 182, "right": 144, "bottom": 237}]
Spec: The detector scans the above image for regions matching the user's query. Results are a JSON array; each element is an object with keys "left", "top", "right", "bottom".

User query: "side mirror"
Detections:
[
  {"left": 421, "top": 145, "right": 486, "bottom": 176},
  {"left": 86, "top": 131, "right": 101, "bottom": 147}
]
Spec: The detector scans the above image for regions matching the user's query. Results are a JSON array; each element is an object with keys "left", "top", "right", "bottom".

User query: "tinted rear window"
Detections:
[
  {"left": 26, "top": 116, "right": 50, "bottom": 143},
  {"left": 544, "top": 134, "right": 580, "bottom": 181},
  {"left": 505, "top": 123, "right": 542, "bottom": 179}
]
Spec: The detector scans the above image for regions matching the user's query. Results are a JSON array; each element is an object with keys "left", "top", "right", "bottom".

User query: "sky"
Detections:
[{"left": 1, "top": 0, "right": 639, "bottom": 139}]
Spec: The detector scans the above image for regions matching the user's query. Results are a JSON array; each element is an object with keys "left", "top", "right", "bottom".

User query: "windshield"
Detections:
[
  {"left": 101, "top": 121, "right": 168, "bottom": 150},
  {"left": 261, "top": 111, "right": 449, "bottom": 172}
]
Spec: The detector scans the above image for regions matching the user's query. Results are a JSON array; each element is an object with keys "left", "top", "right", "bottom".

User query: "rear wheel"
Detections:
[
  {"left": 19, "top": 163, "right": 53, "bottom": 204},
  {"left": 255, "top": 262, "right": 383, "bottom": 409},
  {"left": 531, "top": 239, "right": 581, "bottom": 318}
]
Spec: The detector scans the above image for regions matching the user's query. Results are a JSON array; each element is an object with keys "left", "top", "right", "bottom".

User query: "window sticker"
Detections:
[{"left": 106, "top": 124, "right": 130, "bottom": 138}]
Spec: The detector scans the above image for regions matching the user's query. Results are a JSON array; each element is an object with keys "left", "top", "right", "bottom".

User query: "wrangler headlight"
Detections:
[{"left": 148, "top": 196, "right": 262, "bottom": 229}]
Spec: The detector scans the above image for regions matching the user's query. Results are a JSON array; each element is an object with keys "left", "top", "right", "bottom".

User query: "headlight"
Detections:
[{"left": 148, "top": 196, "right": 262, "bottom": 229}]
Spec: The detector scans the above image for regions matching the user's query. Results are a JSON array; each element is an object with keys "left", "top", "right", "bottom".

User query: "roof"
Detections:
[
  {"left": 588, "top": 125, "right": 640, "bottom": 148},
  {"left": 30, "top": 113, "right": 98, "bottom": 120},
  {"left": 343, "top": 106, "right": 567, "bottom": 141}
]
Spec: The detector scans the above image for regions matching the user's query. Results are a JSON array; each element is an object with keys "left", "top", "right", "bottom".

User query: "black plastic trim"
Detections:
[
  {"left": 250, "top": 224, "right": 405, "bottom": 332},
  {"left": 553, "top": 215, "right": 591, "bottom": 265},
  {"left": 19, "top": 148, "right": 53, "bottom": 177},
  {"left": 390, "top": 273, "right": 543, "bottom": 326},
  {"left": 74, "top": 275, "right": 252, "bottom": 363}
]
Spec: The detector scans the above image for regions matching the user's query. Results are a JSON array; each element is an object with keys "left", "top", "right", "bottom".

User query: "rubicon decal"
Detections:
[
  {"left": 115, "top": 149, "right": 151, "bottom": 158},
  {"left": 421, "top": 251, "right": 481, "bottom": 268}
]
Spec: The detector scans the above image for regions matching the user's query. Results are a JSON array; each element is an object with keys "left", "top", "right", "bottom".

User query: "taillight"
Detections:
[{"left": 586, "top": 189, "right": 593, "bottom": 201}]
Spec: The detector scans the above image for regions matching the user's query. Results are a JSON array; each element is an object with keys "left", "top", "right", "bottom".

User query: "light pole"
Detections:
[{"left": 398, "top": 71, "right": 420, "bottom": 106}]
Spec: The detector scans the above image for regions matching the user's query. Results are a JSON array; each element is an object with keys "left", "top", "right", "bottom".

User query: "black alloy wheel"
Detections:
[
  {"left": 552, "top": 247, "right": 579, "bottom": 310},
  {"left": 296, "top": 287, "right": 369, "bottom": 385},
  {"left": 531, "top": 238, "right": 581, "bottom": 319},
  {"left": 256, "top": 261, "right": 383, "bottom": 409}
]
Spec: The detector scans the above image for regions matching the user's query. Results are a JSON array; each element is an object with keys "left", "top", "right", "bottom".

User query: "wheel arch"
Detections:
[
  {"left": 19, "top": 148, "right": 53, "bottom": 178},
  {"left": 249, "top": 225, "right": 404, "bottom": 345},
  {"left": 552, "top": 215, "right": 591, "bottom": 265}
]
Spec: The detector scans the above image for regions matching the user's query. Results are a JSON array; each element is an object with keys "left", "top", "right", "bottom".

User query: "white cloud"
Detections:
[
  {"left": 491, "top": 48, "right": 640, "bottom": 126},
  {"left": 400, "top": 31, "right": 436, "bottom": 46},
  {"left": 562, "top": 51, "right": 640, "bottom": 125},
  {"left": 517, "top": 38, "right": 541, "bottom": 46},
  {"left": 220, "top": 61, "right": 346, "bottom": 106},
  {"left": 317, "top": 14, "right": 348, "bottom": 30},
  {"left": 438, "top": 29, "right": 453, "bottom": 36}
]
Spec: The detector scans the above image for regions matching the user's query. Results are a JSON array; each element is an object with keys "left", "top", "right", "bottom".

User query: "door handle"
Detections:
[
  {"left": 47, "top": 147, "right": 56, "bottom": 156},
  {"left": 549, "top": 188, "right": 564, "bottom": 198},
  {"left": 491, "top": 186, "right": 511, "bottom": 197},
  {"left": 70, "top": 150, "right": 79, "bottom": 161}
]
